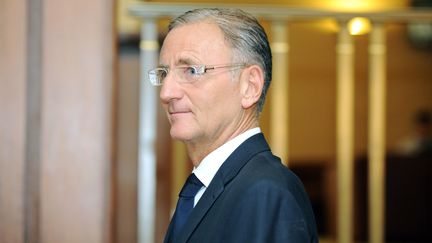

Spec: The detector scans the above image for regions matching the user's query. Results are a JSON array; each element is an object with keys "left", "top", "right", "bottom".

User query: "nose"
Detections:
[{"left": 159, "top": 71, "right": 183, "bottom": 104}]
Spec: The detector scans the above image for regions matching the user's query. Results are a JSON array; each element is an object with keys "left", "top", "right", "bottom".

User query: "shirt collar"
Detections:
[{"left": 193, "top": 127, "right": 261, "bottom": 187}]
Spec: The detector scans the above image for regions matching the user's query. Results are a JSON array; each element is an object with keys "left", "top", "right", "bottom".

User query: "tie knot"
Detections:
[{"left": 179, "top": 173, "right": 203, "bottom": 198}]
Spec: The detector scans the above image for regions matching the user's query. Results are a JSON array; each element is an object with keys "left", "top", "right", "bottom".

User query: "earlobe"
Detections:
[{"left": 241, "top": 65, "right": 264, "bottom": 109}]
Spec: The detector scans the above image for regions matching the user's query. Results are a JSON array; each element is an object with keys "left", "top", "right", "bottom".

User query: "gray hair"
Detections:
[{"left": 168, "top": 8, "right": 272, "bottom": 114}]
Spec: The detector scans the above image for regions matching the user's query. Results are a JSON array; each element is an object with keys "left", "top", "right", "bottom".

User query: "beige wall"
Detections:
[{"left": 0, "top": 0, "right": 115, "bottom": 242}]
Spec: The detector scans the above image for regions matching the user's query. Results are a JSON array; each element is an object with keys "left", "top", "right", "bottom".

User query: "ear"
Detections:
[{"left": 240, "top": 65, "right": 264, "bottom": 110}]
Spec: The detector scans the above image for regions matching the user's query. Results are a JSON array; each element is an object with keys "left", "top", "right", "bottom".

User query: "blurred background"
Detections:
[{"left": 1, "top": 0, "right": 431, "bottom": 243}]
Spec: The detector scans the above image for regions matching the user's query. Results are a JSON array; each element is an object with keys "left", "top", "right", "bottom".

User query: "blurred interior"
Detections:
[{"left": 1, "top": 0, "right": 431, "bottom": 243}]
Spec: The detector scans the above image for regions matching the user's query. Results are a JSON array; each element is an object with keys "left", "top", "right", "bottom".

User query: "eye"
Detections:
[
  {"left": 159, "top": 69, "right": 168, "bottom": 79},
  {"left": 185, "top": 66, "right": 199, "bottom": 76}
]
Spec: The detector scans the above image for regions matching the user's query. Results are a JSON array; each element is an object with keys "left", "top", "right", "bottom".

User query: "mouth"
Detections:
[
  {"left": 168, "top": 110, "right": 192, "bottom": 120},
  {"left": 169, "top": 109, "right": 191, "bottom": 114},
  {"left": 166, "top": 103, "right": 192, "bottom": 119}
]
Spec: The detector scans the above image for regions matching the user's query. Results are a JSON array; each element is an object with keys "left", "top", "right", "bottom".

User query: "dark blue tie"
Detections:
[{"left": 171, "top": 173, "right": 203, "bottom": 239}]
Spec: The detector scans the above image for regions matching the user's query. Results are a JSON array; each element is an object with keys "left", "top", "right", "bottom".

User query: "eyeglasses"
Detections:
[{"left": 148, "top": 63, "right": 247, "bottom": 86}]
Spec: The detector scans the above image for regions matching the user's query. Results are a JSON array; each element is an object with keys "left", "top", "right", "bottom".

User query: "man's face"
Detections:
[{"left": 159, "top": 21, "right": 244, "bottom": 146}]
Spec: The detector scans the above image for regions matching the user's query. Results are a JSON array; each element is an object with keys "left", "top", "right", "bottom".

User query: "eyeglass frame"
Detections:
[{"left": 148, "top": 63, "right": 248, "bottom": 86}]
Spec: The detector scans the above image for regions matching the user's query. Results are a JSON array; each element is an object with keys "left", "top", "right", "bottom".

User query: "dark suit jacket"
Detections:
[{"left": 165, "top": 133, "right": 319, "bottom": 243}]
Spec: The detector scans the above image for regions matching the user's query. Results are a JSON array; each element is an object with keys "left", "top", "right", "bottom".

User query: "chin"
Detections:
[
  {"left": 169, "top": 127, "right": 193, "bottom": 142},
  {"left": 169, "top": 121, "right": 202, "bottom": 143}
]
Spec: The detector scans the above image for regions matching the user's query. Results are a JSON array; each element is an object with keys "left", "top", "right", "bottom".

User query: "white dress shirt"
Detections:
[{"left": 192, "top": 127, "right": 261, "bottom": 206}]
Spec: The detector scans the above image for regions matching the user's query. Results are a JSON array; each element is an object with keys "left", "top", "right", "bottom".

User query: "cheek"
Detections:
[
  {"left": 190, "top": 76, "right": 242, "bottom": 119},
  {"left": 199, "top": 84, "right": 241, "bottom": 118}
]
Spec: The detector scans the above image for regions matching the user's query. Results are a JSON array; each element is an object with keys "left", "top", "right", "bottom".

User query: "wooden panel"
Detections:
[
  {"left": 40, "top": 0, "right": 115, "bottom": 242},
  {"left": 116, "top": 51, "right": 139, "bottom": 243},
  {"left": 0, "top": 0, "right": 26, "bottom": 242},
  {"left": 25, "top": 0, "right": 43, "bottom": 241}
]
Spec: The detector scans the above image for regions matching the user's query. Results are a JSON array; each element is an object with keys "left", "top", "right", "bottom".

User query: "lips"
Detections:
[
  {"left": 169, "top": 110, "right": 191, "bottom": 117},
  {"left": 169, "top": 108, "right": 190, "bottom": 114},
  {"left": 167, "top": 107, "right": 192, "bottom": 120},
  {"left": 166, "top": 102, "right": 193, "bottom": 121},
  {"left": 168, "top": 103, "right": 190, "bottom": 114}
]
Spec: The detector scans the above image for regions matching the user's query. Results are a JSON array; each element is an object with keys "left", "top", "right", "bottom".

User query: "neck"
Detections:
[{"left": 186, "top": 117, "right": 259, "bottom": 167}]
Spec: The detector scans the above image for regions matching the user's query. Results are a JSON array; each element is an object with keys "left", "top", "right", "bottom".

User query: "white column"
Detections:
[
  {"left": 270, "top": 21, "right": 290, "bottom": 165},
  {"left": 336, "top": 21, "right": 355, "bottom": 243},
  {"left": 368, "top": 22, "right": 386, "bottom": 243},
  {"left": 138, "top": 18, "right": 159, "bottom": 243}
]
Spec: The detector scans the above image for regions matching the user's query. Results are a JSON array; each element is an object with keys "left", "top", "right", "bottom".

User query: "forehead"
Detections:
[{"left": 159, "top": 21, "right": 232, "bottom": 65}]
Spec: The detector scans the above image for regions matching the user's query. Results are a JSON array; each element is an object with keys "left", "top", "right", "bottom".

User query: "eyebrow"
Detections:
[
  {"left": 158, "top": 57, "right": 199, "bottom": 68},
  {"left": 177, "top": 58, "right": 196, "bottom": 66}
]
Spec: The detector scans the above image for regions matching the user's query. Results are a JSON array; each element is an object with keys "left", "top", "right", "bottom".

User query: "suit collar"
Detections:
[
  {"left": 171, "top": 133, "right": 270, "bottom": 243},
  {"left": 193, "top": 127, "right": 261, "bottom": 187}
]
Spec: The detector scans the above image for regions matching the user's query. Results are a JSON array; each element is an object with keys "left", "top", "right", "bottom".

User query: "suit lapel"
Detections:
[
  {"left": 164, "top": 213, "right": 175, "bottom": 243},
  {"left": 175, "top": 133, "right": 271, "bottom": 243}
]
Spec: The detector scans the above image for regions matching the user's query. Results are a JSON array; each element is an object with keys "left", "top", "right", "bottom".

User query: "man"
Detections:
[
  {"left": 148, "top": 8, "right": 318, "bottom": 243},
  {"left": 396, "top": 109, "right": 432, "bottom": 156}
]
